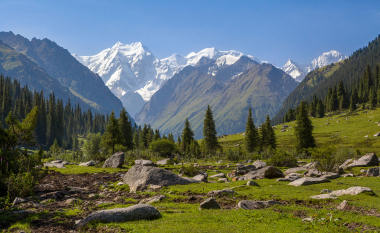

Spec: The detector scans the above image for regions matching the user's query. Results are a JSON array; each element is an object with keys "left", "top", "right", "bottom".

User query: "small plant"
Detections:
[
  {"left": 310, "top": 147, "right": 339, "bottom": 172},
  {"left": 268, "top": 150, "right": 297, "bottom": 167},
  {"left": 179, "top": 165, "right": 200, "bottom": 177},
  {"left": 7, "top": 172, "right": 35, "bottom": 200}
]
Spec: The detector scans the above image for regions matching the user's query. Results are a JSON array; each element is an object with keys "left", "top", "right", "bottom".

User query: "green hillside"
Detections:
[{"left": 221, "top": 107, "right": 380, "bottom": 154}]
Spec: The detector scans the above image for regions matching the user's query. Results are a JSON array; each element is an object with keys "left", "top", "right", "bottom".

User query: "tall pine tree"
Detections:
[
  {"left": 295, "top": 101, "right": 315, "bottom": 151},
  {"left": 245, "top": 108, "right": 259, "bottom": 152},
  {"left": 203, "top": 105, "right": 218, "bottom": 153}
]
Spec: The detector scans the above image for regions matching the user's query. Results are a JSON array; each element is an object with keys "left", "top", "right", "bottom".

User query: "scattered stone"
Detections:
[
  {"left": 252, "top": 160, "right": 267, "bottom": 169},
  {"left": 207, "top": 189, "right": 235, "bottom": 197},
  {"left": 304, "top": 169, "right": 322, "bottom": 177},
  {"left": 192, "top": 173, "right": 208, "bottom": 182},
  {"left": 88, "top": 194, "right": 96, "bottom": 198},
  {"left": 116, "top": 182, "right": 124, "bottom": 186},
  {"left": 139, "top": 195, "right": 166, "bottom": 204},
  {"left": 342, "top": 173, "right": 354, "bottom": 177},
  {"left": 156, "top": 158, "right": 171, "bottom": 165},
  {"left": 340, "top": 153, "right": 379, "bottom": 169},
  {"left": 337, "top": 200, "right": 349, "bottom": 210},
  {"left": 39, "top": 191, "right": 66, "bottom": 200},
  {"left": 284, "top": 167, "right": 307, "bottom": 175},
  {"left": 210, "top": 173, "right": 226, "bottom": 178},
  {"left": 103, "top": 152, "right": 125, "bottom": 168},
  {"left": 237, "top": 200, "right": 280, "bottom": 210},
  {"left": 244, "top": 166, "right": 284, "bottom": 180},
  {"left": 199, "top": 198, "right": 220, "bottom": 209},
  {"left": 320, "top": 172, "right": 340, "bottom": 180},
  {"left": 311, "top": 186, "right": 375, "bottom": 199},
  {"left": 217, "top": 178, "right": 228, "bottom": 183},
  {"left": 79, "top": 160, "right": 95, "bottom": 166},
  {"left": 288, "top": 177, "right": 330, "bottom": 187},
  {"left": 366, "top": 167, "right": 379, "bottom": 176},
  {"left": 277, "top": 173, "right": 302, "bottom": 182},
  {"left": 236, "top": 165, "right": 256, "bottom": 175},
  {"left": 302, "top": 217, "right": 313, "bottom": 222},
  {"left": 12, "top": 197, "right": 27, "bottom": 206},
  {"left": 246, "top": 180, "right": 259, "bottom": 186},
  {"left": 135, "top": 159, "right": 155, "bottom": 166},
  {"left": 123, "top": 165, "right": 198, "bottom": 192},
  {"left": 64, "top": 198, "right": 79, "bottom": 205},
  {"left": 75, "top": 204, "right": 161, "bottom": 228},
  {"left": 320, "top": 189, "right": 332, "bottom": 194},
  {"left": 374, "top": 132, "right": 380, "bottom": 137},
  {"left": 43, "top": 160, "right": 68, "bottom": 168},
  {"left": 147, "top": 184, "right": 162, "bottom": 191},
  {"left": 303, "top": 162, "right": 318, "bottom": 170}
]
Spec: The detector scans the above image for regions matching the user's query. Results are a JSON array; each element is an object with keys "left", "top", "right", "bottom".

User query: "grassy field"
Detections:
[{"left": 220, "top": 108, "right": 380, "bottom": 154}]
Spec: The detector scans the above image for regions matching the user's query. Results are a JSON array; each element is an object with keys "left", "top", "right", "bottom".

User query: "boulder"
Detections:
[
  {"left": 123, "top": 165, "right": 197, "bottom": 192},
  {"left": 303, "top": 162, "right": 318, "bottom": 170},
  {"left": 342, "top": 173, "right": 354, "bottom": 177},
  {"left": 366, "top": 167, "right": 379, "bottom": 176},
  {"left": 304, "top": 169, "right": 322, "bottom": 177},
  {"left": 236, "top": 165, "right": 256, "bottom": 175},
  {"left": 244, "top": 166, "right": 284, "bottom": 180},
  {"left": 311, "top": 186, "right": 374, "bottom": 199},
  {"left": 75, "top": 204, "right": 161, "bottom": 228},
  {"left": 320, "top": 172, "right": 340, "bottom": 180},
  {"left": 139, "top": 195, "right": 166, "bottom": 204},
  {"left": 337, "top": 200, "right": 349, "bottom": 210},
  {"left": 135, "top": 159, "right": 155, "bottom": 166},
  {"left": 103, "top": 152, "right": 124, "bottom": 168},
  {"left": 207, "top": 189, "right": 235, "bottom": 197},
  {"left": 192, "top": 173, "right": 208, "bottom": 182},
  {"left": 277, "top": 173, "right": 302, "bottom": 182},
  {"left": 237, "top": 200, "right": 280, "bottom": 210},
  {"left": 252, "top": 160, "right": 267, "bottom": 169},
  {"left": 199, "top": 198, "right": 220, "bottom": 209},
  {"left": 43, "top": 160, "right": 67, "bottom": 168},
  {"left": 341, "top": 153, "right": 379, "bottom": 169},
  {"left": 12, "top": 197, "right": 27, "bottom": 206},
  {"left": 210, "top": 173, "right": 226, "bottom": 178},
  {"left": 288, "top": 177, "right": 330, "bottom": 187},
  {"left": 79, "top": 160, "right": 95, "bottom": 167},
  {"left": 246, "top": 180, "right": 259, "bottom": 186},
  {"left": 284, "top": 167, "right": 306, "bottom": 175},
  {"left": 156, "top": 158, "right": 171, "bottom": 165}
]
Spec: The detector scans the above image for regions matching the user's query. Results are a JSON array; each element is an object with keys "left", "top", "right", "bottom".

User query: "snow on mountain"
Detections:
[
  {"left": 282, "top": 50, "right": 346, "bottom": 82},
  {"left": 75, "top": 43, "right": 256, "bottom": 116},
  {"left": 282, "top": 59, "right": 306, "bottom": 82},
  {"left": 307, "top": 50, "right": 346, "bottom": 72}
]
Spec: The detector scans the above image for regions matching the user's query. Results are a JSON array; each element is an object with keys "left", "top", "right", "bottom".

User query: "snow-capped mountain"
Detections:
[
  {"left": 75, "top": 43, "right": 256, "bottom": 116},
  {"left": 282, "top": 59, "right": 306, "bottom": 82},
  {"left": 282, "top": 50, "right": 346, "bottom": 82}
]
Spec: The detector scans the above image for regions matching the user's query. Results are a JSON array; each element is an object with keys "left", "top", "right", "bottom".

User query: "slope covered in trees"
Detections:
[{"left": 274, "top": 35, "right": 380, "bottom": 122}]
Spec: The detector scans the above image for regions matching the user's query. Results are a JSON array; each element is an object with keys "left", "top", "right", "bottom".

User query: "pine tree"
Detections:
[
  {"left": 295, "top": 101, "right": 315, "bottom": 151},
  {"left": 118, "top": 108, "right": 133, "bottom": 150},
  {"left": 316, "top": 100, "right": 325, "bottom": 118},
  {"left": 101, "top": 111, "right": 120, "bottom": 153},
  {"left": 370, "top": 88, "right": 377, "bottom": 109},
  {"left": 245, "top": 108, "right": 259, "bottom": 152},
  {"left": 181, "top": 118, "right": 194, "bottom": 154},
  {"left": 203, "top": 105, "right": 219, "bottom": 153},
  {"left": 260, "top": 115, "right": 276, "bottom": 149}
]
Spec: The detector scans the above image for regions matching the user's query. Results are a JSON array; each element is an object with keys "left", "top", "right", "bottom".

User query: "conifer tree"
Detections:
[
  {"left": 370, "top": 88, "right": 377, "bottom": 109},
  {"left": 316, "top": 100, "right": 325, "bottom": 118},
  {"left": 203, "top": 105, "right": 219, "bottom": 153},
  {"left": 245, "top": 108, "right": 259, "bottom": 152},
  {"left": 118, "top": 108, "right": 133, "bottom": 150},
  {"left": 101, "top": 111, "right": 120, "bottom": 153},
  {"left": 181, "top": 118, "right": 194, "bottom": 154},
  {"left": 295, "top": 101, "right": 315, "bottom": 151},
  {"left": 260, "top": 115, "right": 276, "bottom": 149}
]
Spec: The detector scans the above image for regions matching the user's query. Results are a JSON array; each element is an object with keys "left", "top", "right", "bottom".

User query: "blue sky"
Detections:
[{"left": 0, "top": 0, "right": 379, "bottom": 66}]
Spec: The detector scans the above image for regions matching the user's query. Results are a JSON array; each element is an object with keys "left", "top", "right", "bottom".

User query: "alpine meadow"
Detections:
[{"left": 0, "top": 1, "right": 380, "bottom": 233}]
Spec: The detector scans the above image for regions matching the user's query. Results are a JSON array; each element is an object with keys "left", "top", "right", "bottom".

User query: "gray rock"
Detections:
[
  {"left": 374, "top": 132, "right": 380, "bottom": 137},
  {"left": 341, "top": 153, "right": 379, "bottom": 168},
  {"left": 320, "top": 172, "right": 340, "bottom": 180},
  {"left": 75, "top": 204, "right": 161, "bottom": 228},
  {"left": 217, "top": 178, "right": 228, "bottom": 183},
  {"left": 103, "top": 152, "right": 124, "bottom": 168},
  {"left": 43, "top": 160, "right": 68, "bottom": 168},
  {"left": 199, "top": 198, "right": 220, "bottom": 209},
  {"left": 246, "top": 180, "right": 259, "bottom": 186},
  {"left": 139, "top": 195, "right": 166, "bottom": 204},
  {"left": 288, "top": 177, "right": 330, "bottom": 187},
  {"left": 366, "top": 167, "right": 379, "bottom": 176},
  {"left": 337, "top": 200, "right": 349, "bottom": 210},
  {"left": 12, "top": 197, "right": 27, "bottom": 206},
  {"left": 303, "top": 162, "right": 318, "bottom": 170},
  {"left": 210, "top": 173, "right": 226, "bottom": 178},
  {"left": 342, "top": 173, "right": 354, "bottom": 177},
  {"left": 284, "top": 167, "right": 306, "bottom": 175},
  {"left": 123, "top": 165, "right": 197, "bottom": 192},
  {"left": 304, "top": 169, "right": 322, "bottom": 177},
  {"left": 311, "top": 186, "right": 374, "bottom": 199},
  {"left": 192, "top": 173, "right": 208, "bottom": 182},
  {"left": 207, "top": 189, "right": 235, "bottom": 197},
  {"left": 79, "top": 160, "right": 95, "bottom": 167},
  {"left": 277, "top": 173, "right": 302, "bottom": 182},
  {"left": 236, "top": 165, "right": 256, "bottom": 175},
  {"left": 237, "top": 200, "right": 280, "bottom": 209},
  {"left": 135, "top": 159, "right": 155, "bottom": 166},
  {"left": 244, "top": 166, "right": 284, "bottom": 180},
  {"left": 156, "top": 158, "right": 171, "bottom": 165},
  {"left": 252, "top": 160, "right": 267, "bottom": 169}
]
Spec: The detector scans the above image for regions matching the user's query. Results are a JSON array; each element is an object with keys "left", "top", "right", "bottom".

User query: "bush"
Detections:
[
  {"left": 310, "top": 147, "right": 339, "bottom": 172},
  {"left": 179, "top": 165, "right": 200, "bottom": 177},
  {"left": 7, "top": 172, "right": 35, "bottom": 200},
  {"left": 149, "top": 139, "right": 177, "bottom": 156},
  {"left": 268, "top": 150, "right": 298, "bottom": 167}
]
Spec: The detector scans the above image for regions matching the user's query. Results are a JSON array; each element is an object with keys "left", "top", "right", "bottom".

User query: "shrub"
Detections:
[
  {"left": 7, "top": 172, "right": 35, "bottom": 200},
  {"left": 268, "top": 150, "right": 298, "bottom": 167},
  {"left": 179, "top": 165, "right": 200, "bottom": 177},
  {"left": 310, "top": 147, "right": 340, "bottom": 172},
  {"left": 149, "top": 139, "right": 177, "bottom": 156}
]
